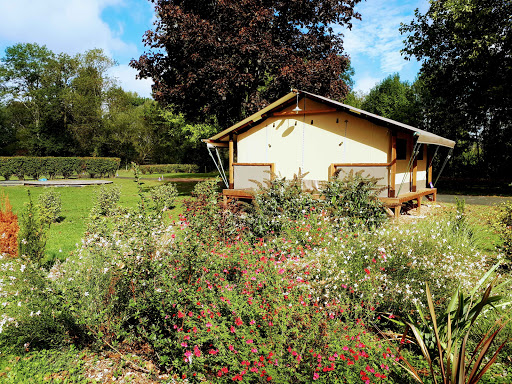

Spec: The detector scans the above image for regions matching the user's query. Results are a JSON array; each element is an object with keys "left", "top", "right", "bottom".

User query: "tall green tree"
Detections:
[
  {"left": 0, "top": 43, "right": 77, "bottom": 155},
  {"left": 69, "top": 49, "right": 116, "bottom": 156},
  {"left": 131, "top": 0, "right": 361, "bottom": 127},
  {"left": 360, "top": 74, "right": 422, "bottom": 127},
  {"left": 401, "top": 0, "right": 512, "bottom": 177}
]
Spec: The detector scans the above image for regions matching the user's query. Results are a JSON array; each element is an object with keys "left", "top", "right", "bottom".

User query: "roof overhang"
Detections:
[{"left": 205, "top": 90, "right": 456, "bottom": 149}]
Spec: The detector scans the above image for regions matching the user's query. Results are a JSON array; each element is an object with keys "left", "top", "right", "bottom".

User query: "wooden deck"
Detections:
[
  {"left": 379, "top": 188, "right": 437, "bottom": 218},
  {"left": 223, "top": 187, "right": 437, "bottom": 219}
]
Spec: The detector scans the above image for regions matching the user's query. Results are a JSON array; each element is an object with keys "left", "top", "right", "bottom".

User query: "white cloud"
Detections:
[
  {"left": 339, "top": 0, "right": 427, "bottom": 74},
  {"left": 0, "top": 0, "right": 136, "bottom": 59},
  {"left": 355, "top": 76, "right": 381, "bottom": 94},
  {"left": 110, "top": 64, "right": 153, "bottom": 98}
]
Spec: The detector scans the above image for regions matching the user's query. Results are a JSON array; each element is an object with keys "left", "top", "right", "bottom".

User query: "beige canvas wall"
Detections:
[{"left": 238, "top": 98, "right": 390, "bottom": 182}]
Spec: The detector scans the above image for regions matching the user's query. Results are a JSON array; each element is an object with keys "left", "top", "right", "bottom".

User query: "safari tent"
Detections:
[{"left": 204, "top": 90, "right": 455, "bottom": 216}]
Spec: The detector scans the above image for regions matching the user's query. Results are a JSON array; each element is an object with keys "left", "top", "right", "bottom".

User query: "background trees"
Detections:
[
  {"left": 131, "top": 0, "right": 361, "bottom": 127},
  {"left": 400, "top": 0, "right": 512, "bottom": 178}
]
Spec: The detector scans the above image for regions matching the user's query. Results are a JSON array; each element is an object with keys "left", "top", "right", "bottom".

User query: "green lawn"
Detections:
[{"left": 1, "top": 173, "right": 214, "bottom": 263}]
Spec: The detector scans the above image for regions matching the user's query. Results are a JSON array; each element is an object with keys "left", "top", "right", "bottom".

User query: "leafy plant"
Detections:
[
  {"left": 248, "top": 170, "right": 315, "bottom": 237},
  {"left": 91, "top": 185, "right": 121, "bottom": 216},
  {"left": 490, "top": 201, "right": 512, "bottom": 260},
  {"left": 0, "top": 193, "right": 18, "bottom": 257},
  {"left": 17, "top": 191, "right": 47, "bottom": 265},
  {"left": 398, "top": 266, "right": 510, "bottom": 384},
  {"left": 38, "top": 189, "right": 62, "bottom": 224},
  {"left": 150, "top": 182, "right": 178, "bottom": 212},
  {"left": 322, "top": 170, "right": 387, "bottom": 230}
]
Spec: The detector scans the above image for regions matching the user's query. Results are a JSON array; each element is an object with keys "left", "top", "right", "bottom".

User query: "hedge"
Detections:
[
  {"left": 0, "top": 157, "right": 120, "bottom": 180},
  {"left": 139, "top": 164, "right": 199, "bottom": 175}
]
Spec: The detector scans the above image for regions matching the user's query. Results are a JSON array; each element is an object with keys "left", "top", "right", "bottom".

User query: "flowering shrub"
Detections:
[
  {"left": 150, "top": 182, "right": 178, "bottom": 212},
  {"left": 0, "top": 194, "right": 18, "bottom": 257},
  {"left": 322, "top": 170, "right": 387, "bottom": 230},
  {"left": 91, "top": 185, "right": 121, "bottom": 217},
  {"left": 248, "top": 172, "right": 316, "bottom": 238}
]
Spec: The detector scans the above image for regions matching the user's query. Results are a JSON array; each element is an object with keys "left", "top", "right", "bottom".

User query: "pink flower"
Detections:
[
  {"left": 313, "top": 372, "right": 320, "bottom": 380},
  {"left": 206, "top": 322, "right": 212, "bottom": 327},
  {"left": 251, "top": 348, "right": 258, "bottom": 353},
  {"left": 278, "top": 268, "right": 285, "bottom": 274},
  {"left": 181, "top": 342, "right": 188, "bottom": 347},
  {"left": 194, "top": 345, "right": 201, "bottom": 357},
  {"left": 246, "top": 339, "right": 253, "bottom": 344}
]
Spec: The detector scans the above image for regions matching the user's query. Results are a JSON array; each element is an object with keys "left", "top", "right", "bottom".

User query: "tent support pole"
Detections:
[
  {"left": 397, "top": 137, "right": 421, "bottom": 197},
  {"left": 433, "top": 147, "right": 453, "bottom": 187}
]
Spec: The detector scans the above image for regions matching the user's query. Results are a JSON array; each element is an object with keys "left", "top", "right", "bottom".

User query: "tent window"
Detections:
[{"left": 397, "top": 139, "right": 407, "bottom": 160}]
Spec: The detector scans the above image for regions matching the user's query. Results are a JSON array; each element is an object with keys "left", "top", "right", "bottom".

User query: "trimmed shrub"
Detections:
[
  {"left": 0, "top": 157, "right": 119, "bottom": 180},
  {"left": 0, "top": 194, "right": 19, "bottom": 257},
  {"left": 139, "top": 163, "right": 199, "bottom": 175}
]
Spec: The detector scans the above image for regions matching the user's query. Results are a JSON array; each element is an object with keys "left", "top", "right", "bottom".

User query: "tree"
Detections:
[
  {"left": 360, "top": 74, "right": 421, "bottom": 127},
  {"left": 0, "top": 43, "right": 77, "bottom": 155},
  {"left": 131, "top": 0, "right": 361, "bottom": 127},
  {"left": 401, "top": 0, "right": 512, "bottom": 177},
  {"left": 69, "top": 49, "right": 116, "bottom": 156}
]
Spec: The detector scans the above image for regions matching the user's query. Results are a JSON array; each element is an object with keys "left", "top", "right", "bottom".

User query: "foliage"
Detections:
[
  {"left": 91, "top": 185, "right": 121, "bottom": 217},
  {"left": 0, "top": 348, "right": 88, "bottom": 383},
  {"left": 150, "top": 182, "right": 179, "bottom": 212},
  {"left": 0, "top": 193, "right": 18, "bottom": 257},
  {"left": 0, "top": 156, "right": 119, "bottom": 180},
  {"left": 401, "top": 0, "right": 512, "bottom": 178},
  {"left": 322, "top": 170, "right": 387, "bottom": 230},
  {"left": 360, "top": 74, "right": 422, "bottom": 127},
  {"left": 399, "top": 273, "right": 510, "bottom": 384},
  {"left": 17, "top": 191, "right": 47, "bottom": 265},
  {"left": 131, "top": 0, "right": 361, "bottom": 127},
  {"left": 37, "top": 190, "right": 62, "bottom": 224},
  {"left": 490, "top": 202, "right": 512, "bottom": 260},
  {"left": 140, "top": 163, "right": 199, "bottom": 175},
  {"left": 247, "top": 171, "right": 316, "bottom": 238}
]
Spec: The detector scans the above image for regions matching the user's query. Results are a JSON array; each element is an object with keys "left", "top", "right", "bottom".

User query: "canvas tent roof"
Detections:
[{"left": 205, "top": 90, "right": 456, "bottom": 149}]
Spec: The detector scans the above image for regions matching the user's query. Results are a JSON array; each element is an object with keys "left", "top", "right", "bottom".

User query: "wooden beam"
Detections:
[
  {"left": 271, "top": 108, "right": 337, "bottom": 117},
  {"left": 332, "top": 162, "right": 392, "bottom": 167},
  {"left": 412, "top": 145, "right": 418, "bottom": 193},
  {"left": 328, "top": 163, "right": 336, "bottom": 179},
  {"left": 427, "top": 146, "right": 433, "bottom": 187},
  {"left": 228, "top": 136, "right": 234, "bottom": 189},
  {"left": 390, "top": 134, "right": 397, "bottom": 198}
]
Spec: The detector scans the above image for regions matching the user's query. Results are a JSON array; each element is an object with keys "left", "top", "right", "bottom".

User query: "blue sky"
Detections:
[{"left": 0, "top": 0, "right": 428, "bottom": 99}]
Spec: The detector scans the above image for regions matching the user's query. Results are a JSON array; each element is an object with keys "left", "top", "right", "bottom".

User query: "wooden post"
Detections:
[
  {"left": 427, "top": 146, "right": 433, "bottom": 187},
  {"left": 229, "top": 135, "right": 234, "bottom": 189},
  {"left": 389, "top": 134, "right": 397, "bottom": 197},
  {"left": 411, "top": 139, "right": 417, "bottom": 193},
  {"left": 328, "top": 163, "right": 336, "bottom": 180},
  {"left": 417, "top": 196, "right": 422, "bottom": 214}
]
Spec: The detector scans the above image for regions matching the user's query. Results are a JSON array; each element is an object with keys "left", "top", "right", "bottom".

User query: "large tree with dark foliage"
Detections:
[
  {"left": 131, "top": 0, "right": 361, "bottom": 127},
  {"left": 401, "top": 0, "right": 512, "bottom": 178}
]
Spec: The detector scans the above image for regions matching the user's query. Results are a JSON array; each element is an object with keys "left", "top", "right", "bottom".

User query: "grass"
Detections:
[{"left": 1, "top": 172, "right": 217, "bottom": 263}]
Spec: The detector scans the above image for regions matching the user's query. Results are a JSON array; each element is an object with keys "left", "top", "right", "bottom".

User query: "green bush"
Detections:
[
  {"left": 491, "top": 201, "right": 512, "bottom": 260},
  {"left": 38, "top": 190, "right": 62, "bottom": 224},
  {"left": 248, "top": 171, "right": 316, "bottom": 237},
  {"left": 91, "top": 185, "right": 121, "bottom": 217},
  {"left": 322, "top": 170, "right": 387, "bottom": 230},
  {"left": 0, "top": 157, "right": 14, "bottom": 180},
  {"left": 0, "top": 157, "right": 119, "bottom": 180},
  {"left": 139, "top": 163, "right": 199, "bottom": 175},
  {"left": 150, "top": 182, "right": 178, "bottom": 212},
  {"left": 18, "top": 191, "right": 47, "bottom": 265}
]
